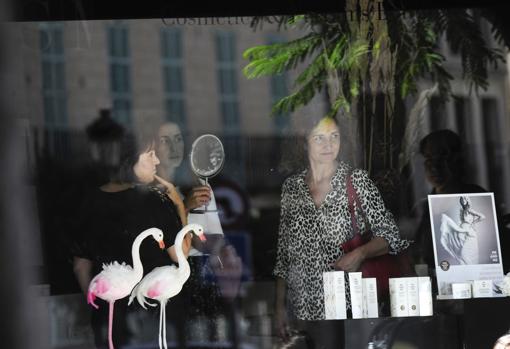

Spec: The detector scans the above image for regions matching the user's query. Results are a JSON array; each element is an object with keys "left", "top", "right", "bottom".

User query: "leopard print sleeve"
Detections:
[
  {"left": 352, "top": 169, "right": 412, "bottom": 255},
  {"left": 273, "top": 177, "right": 292, "bottom": 280}
]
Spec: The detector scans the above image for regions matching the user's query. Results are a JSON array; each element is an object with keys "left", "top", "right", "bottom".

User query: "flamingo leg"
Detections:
[
  {"left": 158, "top": 302, "right": 163, "bottom": 349},
  {"left": 108, "top": 301, "right": 115, "bottom": 349},
  {"left": 162, "top": 301, "right": 168, "bottom": 349}
]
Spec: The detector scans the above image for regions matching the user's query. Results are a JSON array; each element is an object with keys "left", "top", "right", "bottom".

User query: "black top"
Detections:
[{"left": 72, "top": 185, "right": 182, "bottom": 275}]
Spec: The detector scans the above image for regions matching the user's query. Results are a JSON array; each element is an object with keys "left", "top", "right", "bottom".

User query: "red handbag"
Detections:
[{"left": 340, "top": 172, "right": 411, "bottom": 297}]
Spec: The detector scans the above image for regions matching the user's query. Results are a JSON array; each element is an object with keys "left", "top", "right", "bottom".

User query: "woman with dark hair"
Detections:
[
  {"left": 274, "top": 115, "right": 411, "bottom": 349},
  {"left": 71, "top": 132, "right": 187, "bottom": 349}
]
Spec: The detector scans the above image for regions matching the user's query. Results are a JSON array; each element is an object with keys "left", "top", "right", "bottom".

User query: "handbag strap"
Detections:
[{"left": 346, "top": 171, "right": 367, "bottom": 236}]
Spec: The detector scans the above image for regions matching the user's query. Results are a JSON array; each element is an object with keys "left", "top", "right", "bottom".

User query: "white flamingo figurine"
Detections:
[
  {"left": 128, "top": 223, "right": 206, "bottom": 349},
  {"left": 87, "top": 227, "right": 166, "bottom": 349}
]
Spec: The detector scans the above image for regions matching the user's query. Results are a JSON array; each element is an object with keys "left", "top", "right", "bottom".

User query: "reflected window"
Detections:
[
  {"left": 215, "top": 31, "right": 244, "bottom": 183},
  {"left": 40, "top": 22, "right": 69, "bottom": 158},
  {"left": 429, "top": 96, "right": 447, "bottom": 131},
  {"left": 482, "top": 97, "right": 503, "bottom": 195},
  {"left": 454, "top": 96, "right": 471, "bottom": 140},
  {"left": 107, "top": 22, "right": 132, "bottom": 127},
  {"left": 453, "top": 95, "right": 477, "bottom": 183},
  {"left": 40, "top": 22, "right": 68, "bottom": 129},
  {"left": 267, "top": 34, "right": 290, "bottom": 135},
  {"left": 216, "top": 31, "right": 240, "bottom": 133},
  {"left": 161, "top": 27, "right": 187, "bottom": 133}
]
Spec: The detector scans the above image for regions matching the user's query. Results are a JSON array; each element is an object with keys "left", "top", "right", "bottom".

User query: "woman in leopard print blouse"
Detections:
[{"left": 274, "top": 116, "right": 411, "bottom": 348}]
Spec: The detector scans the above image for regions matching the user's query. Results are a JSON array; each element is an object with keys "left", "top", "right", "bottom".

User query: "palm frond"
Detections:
[
  {"left": 440, "top": 9, "right": 505, "bottom": 92},
  {"left": 271, "top": 70, "right": 327, "bottom": 115},
  {"left": 326, "top": 95, "right": 351, "bottom": 119},
  {"left": 243, "top": 34, "right": 322, "bottom": 78}
]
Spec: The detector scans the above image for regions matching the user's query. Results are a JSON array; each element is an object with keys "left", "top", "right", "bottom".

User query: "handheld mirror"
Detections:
[{"left": 189, "top": 134, "right": 225, "bottom": 211}]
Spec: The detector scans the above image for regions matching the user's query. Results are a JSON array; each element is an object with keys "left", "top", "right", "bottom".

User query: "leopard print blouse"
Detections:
[{"left": 273, "top": 161, "right": 411, "bottom": 320}]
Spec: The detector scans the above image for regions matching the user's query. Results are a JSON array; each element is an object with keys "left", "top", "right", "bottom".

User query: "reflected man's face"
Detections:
[
  {"left": 422, "top": 143, "right": 453, "bottom": 188},
  {"left": 157, "top": 123, "right": 184, "bottom": 170}
]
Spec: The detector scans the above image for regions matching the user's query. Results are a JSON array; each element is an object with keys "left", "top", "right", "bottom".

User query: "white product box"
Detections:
[
  {"left": 389, "top": 278, "right": 397, "bottom": 317},
  {"left": 452, "top": 282, "right": 472, "bottom": 299},
  {"left": 348, "top": 272, "right": 364, "bottom": 319},
  {"left": 417, "top": 277, "right": 433, "bottom": 316},
  {"left": 362, "top": 278, "right": 379, "bottom": 318},
  {"left": 404, "top": 277, "right": 420, "bottom": 316},
  {"left": 472, "top": 280, "right": 493, "bottom": 298},
  {"left": 389, "top": 278, "right": 409, "bottom": 317},
  {"left": 323, "top": 271, "right": 347, "bottom": 320}
]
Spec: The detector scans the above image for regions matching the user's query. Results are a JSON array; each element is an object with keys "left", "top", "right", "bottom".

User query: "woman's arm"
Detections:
[
  {"left": 154, "top": 174, "right": 188, "bottom": 225},
  {"left": 442, "top": 213, "right": 470, "bottom": 234},
  {"left": 184, "top": 185, "right": 212, "bottom": 213},
  {"left": 73, "top": 257, "right": 93, "bottom": 295},
  {"left": 469, "top": 209, "right": 485, "bottom": 224},
  {"left": 274, "top": 180, "right": 292, "bottom": 340},
  {"left": 353, "top": 169, "right": 412, "bottom": 254},
  {"left": 275, "top": 276, "right": 289, "bottom": 341},
  {"left": 333, "top": 237, "right": 389, "bottom": 272}
]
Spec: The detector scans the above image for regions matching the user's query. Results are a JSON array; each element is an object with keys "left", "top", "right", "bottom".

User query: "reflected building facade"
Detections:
[{"left": 12, "top": 19, "right": 324, "bottom": 193}]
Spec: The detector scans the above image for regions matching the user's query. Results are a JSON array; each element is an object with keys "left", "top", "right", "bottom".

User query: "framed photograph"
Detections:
[{"left": 428, "top": 193, "right": 505, "bottom": 298}]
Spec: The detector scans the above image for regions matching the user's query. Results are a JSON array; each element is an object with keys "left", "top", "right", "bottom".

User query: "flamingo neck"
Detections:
[
  {"left": 174, "top": 229, "right": 191, "bottom": 278},
  {"left": 132, "top": 230, "right": 153, "bottom": 278}
]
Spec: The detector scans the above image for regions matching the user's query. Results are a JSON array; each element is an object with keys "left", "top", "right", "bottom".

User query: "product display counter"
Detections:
[
  {"left": 344, "top": 297, "right": 510, "bottom": 349},
  {"left": 34, "top": 280, "right": 510, "bottom": 349}
]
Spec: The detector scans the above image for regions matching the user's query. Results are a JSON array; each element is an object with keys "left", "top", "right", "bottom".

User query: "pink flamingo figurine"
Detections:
[
  {"left": 87, "top": 227, "right": 165, "bottom": 349},
  {"left": 129, "top": 223, "right": 206, "bottom": 349}
]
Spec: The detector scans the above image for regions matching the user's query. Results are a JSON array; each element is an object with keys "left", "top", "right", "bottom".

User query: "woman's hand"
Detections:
[
  {"left": 331, "top": 247, "right": 366, "bottom": 272},
  {"left": 275, "top": 277, "right": 290, "bottom": 342},
  {"left": 184, "top": 186, "right": 211, "bottom": 211},
  {"left": 154, "top": 174, "right": 180, "bottom": 203},
  {"left": 73, "top": 257, "right": 93, "bottom": 296},
  {"left": 154, "top": 174, "right": 187, "bottom": 225},
  {"left": 332, "top": 236, "right": 390, "bottom": 272}
]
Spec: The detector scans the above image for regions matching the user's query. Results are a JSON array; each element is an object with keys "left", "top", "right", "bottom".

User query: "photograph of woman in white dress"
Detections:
[
  {"left": 440, "top": 196, "right": 485, "bottom": 265},
  {"left": 429, "top": 193, "right": 501, "bottom": 266}
]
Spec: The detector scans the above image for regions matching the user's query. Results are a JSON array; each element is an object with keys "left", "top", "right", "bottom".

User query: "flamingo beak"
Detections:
[
  {"left": 158, "top": 240, "right": 165, "bottom": 249},
  {"left": 199, "top": 234, "right": 207, "bottom": 242}
]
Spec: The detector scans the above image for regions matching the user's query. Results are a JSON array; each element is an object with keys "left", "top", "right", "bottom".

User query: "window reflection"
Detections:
[{"left": 3, "top": 9, "right": 510, "bottom": 349}]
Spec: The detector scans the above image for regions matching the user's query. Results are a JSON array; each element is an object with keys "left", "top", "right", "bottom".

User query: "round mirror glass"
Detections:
[{"left": 189, "top": 134, "right": 225, "bottom": 181}]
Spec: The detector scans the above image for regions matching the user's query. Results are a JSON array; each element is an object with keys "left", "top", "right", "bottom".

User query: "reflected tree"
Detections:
[{"left": 242, "top": 0, "right": 507, "bottom": 209}]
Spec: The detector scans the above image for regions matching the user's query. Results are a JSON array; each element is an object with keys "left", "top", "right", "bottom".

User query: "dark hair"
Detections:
[
  {"left": 419, "top": 129, "right": 462, "bottom": 156},
  {"left": 419, "top": 129, "right": 465, "bottom": 177},
  {"left": 279, "top": 116, "right": 344, "bottom": 174},
  {"left": 109, "top": 132, "right": 156, "bottom": 183}
]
